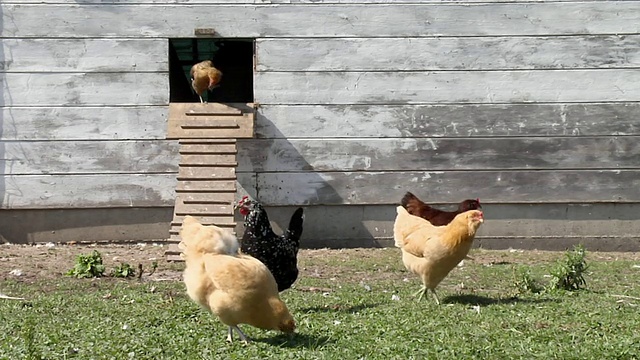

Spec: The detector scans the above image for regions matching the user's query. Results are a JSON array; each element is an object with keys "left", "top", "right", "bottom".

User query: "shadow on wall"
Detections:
[
  {"left": 0, "top": 208, "right": 174, "bottom": 244},
  {"left": 236, "top": 112, "right": 378, "bottom": 248}
]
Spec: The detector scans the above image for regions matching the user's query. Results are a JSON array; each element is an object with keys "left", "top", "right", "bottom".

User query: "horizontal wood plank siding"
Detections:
[
  {"left": 0, "top": 141, "right": 179, "bottom": 174},
  {"left": 254, "top": 70, "right": 640, "bottom": 105},
  {"left": 255, "top": 104, "right": 640, "bottom": 138},
  {"left": 237, "top": 137, "right": 640, "bottom": 172},
  {"left": 254, "top": 170, "right": 640, "bottom": 205},
  {"left": 1, "top": 174, "right": 177, "bottom": 209},
  {"left": 6, "top": 1, "right": 603, "bottom": 4},
  {"left": 1, "top": 39, "right": 168, "bottom": 72},
  {"left": 0, "top": 107, "right": 169, "bottom": 140},
  {"left": 2, "top": 0, "right": 639, "bottom": 247},
  {"left": 5, "top": 0, "right": 616, "bottom": 4},
  {"left": 256, "top": 36, "right": 640, "bottom": 71},
  {"left": 0, "top": 73, "right": 168, "bottom": 106},
  {"left": 2, "top": 3, "right": 639, "bottom": 38}
]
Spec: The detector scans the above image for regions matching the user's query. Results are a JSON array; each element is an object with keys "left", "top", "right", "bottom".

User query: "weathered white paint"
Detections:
[
  {"left": 1, "top": 174, "right": 177, "bottom": 208},
  {"left": 2, "top": 3, "right": 638, "bottom": 38},
  {"left": 255, "top": 104, "right": 640, "bottom": 138},
  {"left": 0, "top": 73, "right": 168, "bottom": 106},
  {"left": 255, "top": 70, "right": 640, "bottom": 104},
  {"left": 5, "top": 0, "right": 594, "bottom": 3},
  {"left": 257, "top": 36, "right": 640, "bottom": 71},
  {"left": 254, "top": 170, "right": 640, "bottom": 205},
  {"left": 0, "top": 39, "right": 168, "bottom": 72},
  {"left": 236, "top": 137, "right": 639, "bottom": 172},
  {"left": 0, "top": 140, "right": 179, "bottom": 174},
  {"left": 2, "top": 0, "right": 639, "bottom": 250},
  {"left": 0, "top": 107, "right": 170, "bottom": 140}
]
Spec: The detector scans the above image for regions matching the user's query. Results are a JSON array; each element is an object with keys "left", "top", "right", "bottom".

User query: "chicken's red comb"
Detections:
[{"left": 234, "top": 195, "right": 250, "bottom": 210}]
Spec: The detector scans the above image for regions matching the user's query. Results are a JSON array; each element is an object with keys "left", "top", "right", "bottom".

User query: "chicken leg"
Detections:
[
  {"left": 226, "top": 325, "right": 250, "bottom": 343},
  {"left": 430, "top": 289, "right": 440, "bottom": 305}
]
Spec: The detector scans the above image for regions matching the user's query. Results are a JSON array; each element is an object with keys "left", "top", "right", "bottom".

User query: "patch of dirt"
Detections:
[
  {"left": 1, "top": 243, "right": 638, "bottom": 287},
  {"left": 0, "top": 243, "right": 179, "bottom": 284}
]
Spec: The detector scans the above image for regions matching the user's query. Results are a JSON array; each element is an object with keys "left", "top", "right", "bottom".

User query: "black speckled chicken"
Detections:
[{"left": 235, "top": 196, "right": 304, "bottom": 292}]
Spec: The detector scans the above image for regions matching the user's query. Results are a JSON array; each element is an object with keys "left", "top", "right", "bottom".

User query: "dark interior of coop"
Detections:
[{"left": 168, "top": 38, "right": 254, "bottom": 103}]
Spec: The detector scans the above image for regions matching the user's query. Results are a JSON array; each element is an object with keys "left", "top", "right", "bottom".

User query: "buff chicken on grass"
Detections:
[
  {"left": 393, "top": 206, "right": 484, "bottom": 304},
  {"left": 179, "top": 216, "right": 296, "bottom": 343},
  {"left": 190, "top": 60, "right": 223, "bottom": 103}
]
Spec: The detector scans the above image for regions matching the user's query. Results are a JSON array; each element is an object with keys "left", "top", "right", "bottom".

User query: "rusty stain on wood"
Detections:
[{"left": 194, "top": 28, "right": 217, "bottom": 36}]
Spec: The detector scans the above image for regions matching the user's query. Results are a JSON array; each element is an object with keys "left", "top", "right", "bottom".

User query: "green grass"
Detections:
[{"left": 1, "top": 248, "right": 639, "bottom": 359}]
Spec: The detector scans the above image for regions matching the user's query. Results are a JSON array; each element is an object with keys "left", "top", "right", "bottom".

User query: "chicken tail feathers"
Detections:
[
  {"left": 285, "top": 208, "right": 304, "bottom": 242},
  {"left": 400, "top": 192, "right": 418, "bottom": 208}
]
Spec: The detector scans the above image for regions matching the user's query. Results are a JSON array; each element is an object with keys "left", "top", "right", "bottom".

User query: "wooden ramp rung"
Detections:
[
  {"left": 175, "top": 180, "right": 236, "bottom": 192},
  {"left": 178, "top": 139, "right": 237, "bottom": 145},
  {"left": 177, "top": 167, "right": 236, "bottom": 181},
  {"left": 176, "top": 192, "right": 235, "bottom": 203},
  {"left": 180, "top": 154, "right": 237, "bottom": 166},
  {"left": 179, "top": 144, "right": 237, "bottom": 155}
]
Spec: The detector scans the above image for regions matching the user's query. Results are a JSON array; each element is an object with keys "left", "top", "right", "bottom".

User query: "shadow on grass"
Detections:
[
  {"left": 252, "top": 332, "right": 334, "bottom": 349},
  {"left": 443, "top": 294, "right": 560, "bottom": 306},
  {"left": 299, "top": 302, "right": 380, "bottom": 314}
]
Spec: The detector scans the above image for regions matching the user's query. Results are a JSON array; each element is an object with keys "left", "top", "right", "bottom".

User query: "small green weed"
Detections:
[
  {"left": 111, "top": 263, "right": 136, "bottom": 278},
  {"left": 548, "top": 244, "right": 589, "bottom": 291},
  {"left": 513, "top": 267, "right": 543, "bottom": 294},
  {"left": 514, "top": 245, "right": 589, "bottom": 294},
  {"left": 66, "top": 250, "right": 106, "bottom": 278}
]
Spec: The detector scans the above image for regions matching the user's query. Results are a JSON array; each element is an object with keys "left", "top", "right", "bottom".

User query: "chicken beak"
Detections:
[{"left": 234, "top": 196, "right": 250, "bottom": 211}]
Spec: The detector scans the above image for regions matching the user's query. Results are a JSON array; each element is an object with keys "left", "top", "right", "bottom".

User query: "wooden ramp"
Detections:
[{"left": 164, "top": 103, "right": 254, "bottom": 261}]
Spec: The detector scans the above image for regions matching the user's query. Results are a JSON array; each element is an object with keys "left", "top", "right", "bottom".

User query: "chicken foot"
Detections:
[
  {"left": 413, "top": 286, "right": 427, "bottom": 301},
  {"left": 413, "top": 286, "right": 440, "bottom": 305},
  {"left": 226, "top": 326, "right": 250, "bottom": 343}
]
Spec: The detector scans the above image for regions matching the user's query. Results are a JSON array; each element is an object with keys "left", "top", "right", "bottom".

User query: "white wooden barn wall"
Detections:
[{"left": 1, "top": 1, "right": 639, "bottom": 244}]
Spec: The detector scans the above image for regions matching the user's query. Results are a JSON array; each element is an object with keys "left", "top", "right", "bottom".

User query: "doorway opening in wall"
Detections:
[{"left": 168, "top": 38, "right": 254, "bottom": 103}]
